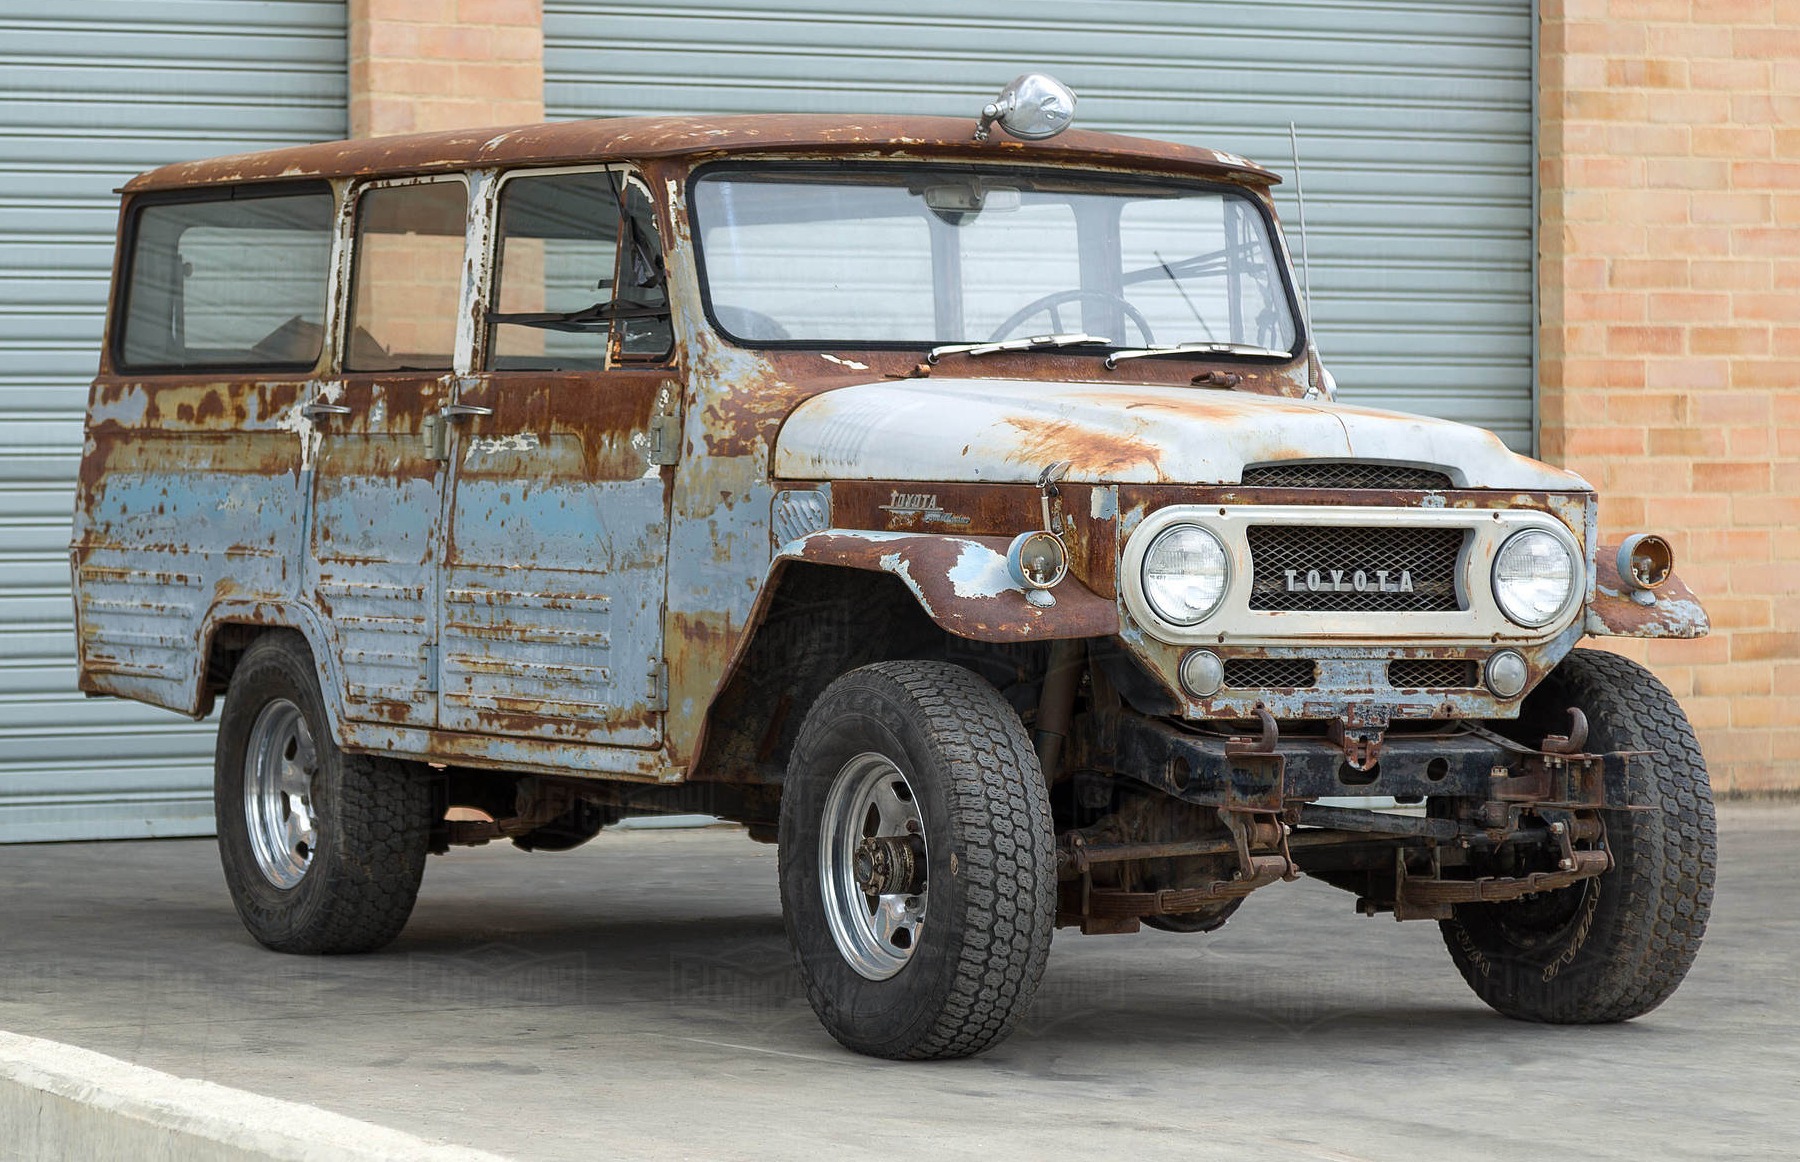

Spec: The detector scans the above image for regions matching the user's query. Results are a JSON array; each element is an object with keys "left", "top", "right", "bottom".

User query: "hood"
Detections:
[{"left": 773, "top": 378, "right": 1585, "bottom": 491}]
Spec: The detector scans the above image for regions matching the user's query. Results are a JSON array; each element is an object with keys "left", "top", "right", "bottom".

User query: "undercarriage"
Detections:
[{"left": 1050, "top": 658, "right": 1626, "bottom": 933}]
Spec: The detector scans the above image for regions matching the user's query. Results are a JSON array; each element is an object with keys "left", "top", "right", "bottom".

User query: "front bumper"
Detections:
[{"left": 1088, "top": 710, "right": 1634, "bottom": 815}]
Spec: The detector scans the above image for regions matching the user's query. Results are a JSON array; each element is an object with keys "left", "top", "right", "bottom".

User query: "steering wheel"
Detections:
[{"left": 987, "top": 288, "right": 1155, "bottom": 345}]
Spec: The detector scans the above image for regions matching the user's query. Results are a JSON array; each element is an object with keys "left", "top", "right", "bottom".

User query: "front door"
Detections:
[
  {"left": 435, "top": 167, "right": 675, "bottom": 748},
  {"left": 308, "top": 176, "right": 469, "bottom": 729}
]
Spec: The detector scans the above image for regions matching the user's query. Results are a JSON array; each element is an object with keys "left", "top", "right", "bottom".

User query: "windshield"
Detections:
[{"left": 691, "top": 164, "right": 1298, "bottom": 354}]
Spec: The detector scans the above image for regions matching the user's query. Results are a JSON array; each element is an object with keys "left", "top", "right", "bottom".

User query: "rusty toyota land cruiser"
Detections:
[{"left": 73, "top": 75, "right": 1716, "bottom": 1059}]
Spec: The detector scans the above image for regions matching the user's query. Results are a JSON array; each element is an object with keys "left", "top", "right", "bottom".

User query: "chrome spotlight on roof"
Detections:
[{"left": 974, "top": 73, "right": 1077, "bottom": 142}]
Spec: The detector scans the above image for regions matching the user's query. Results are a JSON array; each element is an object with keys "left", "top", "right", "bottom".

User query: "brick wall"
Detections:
[
  {"left": 1540, "top": 0, "right": 1800, "bottom": 793},
  {"left": 349, "top": 0, "right": 543, "bottom": 137}
]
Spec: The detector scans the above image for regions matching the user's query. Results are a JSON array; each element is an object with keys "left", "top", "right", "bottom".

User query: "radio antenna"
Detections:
[
  {"left": 1288, "top": 121, "right": 1314, "bottom": 324},
  {"left": 1288, "top": 121, "right": 1329, "bottom": 399}
]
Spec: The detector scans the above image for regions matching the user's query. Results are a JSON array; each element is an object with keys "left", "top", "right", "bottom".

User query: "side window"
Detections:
[
  {"left": 117, "top": 185, "right": 334, "bottom": 371},
  {"left": 345, "top": 180, "right": 468, "bottom": 372},
  {"left": 487, "top": 170, "right": 670, "bottom": 371}
]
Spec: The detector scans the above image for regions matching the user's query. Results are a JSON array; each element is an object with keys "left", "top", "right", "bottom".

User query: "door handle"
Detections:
[
  {"left": 300, "top": 400, "right": 353, "bottom": 420},
  {"left": 427, "top": 402, "right": 494, "bottom": 460}
]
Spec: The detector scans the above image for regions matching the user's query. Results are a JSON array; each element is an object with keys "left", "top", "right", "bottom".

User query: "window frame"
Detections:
[
  {"left": 477, "top": 163, "right": 674, "bottom": 374},
  {"left": 685, "top": 159, "right": 1307, "bottom": 360},
  {"left": 336, "top": 172, "right": 474, "bottom": 376},
  {"left": 110, "top": 180, "right": 338, "bottom": 376}
]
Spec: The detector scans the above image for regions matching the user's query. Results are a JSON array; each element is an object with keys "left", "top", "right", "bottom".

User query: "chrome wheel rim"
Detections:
[
  {"left": 244, "top": 699, "right": 319, "bottom": 889},
  {"left": 819, "top": 752, "right": 929, "bottom": 981}
]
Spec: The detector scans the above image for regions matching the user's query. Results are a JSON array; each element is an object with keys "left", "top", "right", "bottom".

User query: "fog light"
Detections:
[
  {"left": 1006, "top": 530, "right": 1068, "bottom": 590},
  {"left": 1180, "top": 649, "right": 1226, "bottom": 698},
  {"left": 1617, "top": 533, "right": 1673, "bottom": 591},
  {"left": 1485, "top": 650, "right": 1529, "bottom": 699}
]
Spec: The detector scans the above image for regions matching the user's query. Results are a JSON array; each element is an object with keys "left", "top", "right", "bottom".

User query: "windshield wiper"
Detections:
[
  {"left": 927, "top": 332, "right": 1112, "bottom": 364},
  {"left": 1103, "top": 341, "right": 1291, "bottom": 369},
  {"left": 487, "top": 299, "right": 671, "bottom": 333}
]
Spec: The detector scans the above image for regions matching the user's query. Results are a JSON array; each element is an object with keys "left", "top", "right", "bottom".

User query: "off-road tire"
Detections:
[
  {"left": 215, "top": 631, "right": 432, "bottom": 954},
  {"left": 779, "top": 661, "right": 1057, "bottom": 1060},
  {"left": 1440, "top": 648, "right": 1715, "bottom": 1023}
]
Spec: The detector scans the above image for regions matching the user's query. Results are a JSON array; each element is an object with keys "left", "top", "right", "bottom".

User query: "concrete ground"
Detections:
[{"left": 1, "top": 804, "right": 1795, "bottom": 1161}]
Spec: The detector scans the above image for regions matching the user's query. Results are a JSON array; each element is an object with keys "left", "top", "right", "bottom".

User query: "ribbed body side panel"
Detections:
[
  {"left": 545, "top": 0, "right": 1535, "bottom": 447},
  {"left": 1, "top": 1, "right": 347, "bottom": 842}
]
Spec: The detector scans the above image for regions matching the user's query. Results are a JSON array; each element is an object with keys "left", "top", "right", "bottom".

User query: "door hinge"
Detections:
[
  {"left": 423, "top": 414, "right": 449, "bottom": 462},
  {"left": 423, "top": 642, "right": 440, "bottom": 693},
  {"left": 649, "top": 414, "right": 682, "bottom": 465},
  {"left": 648, "top": 660, "right": 668, "bottom": 713}
]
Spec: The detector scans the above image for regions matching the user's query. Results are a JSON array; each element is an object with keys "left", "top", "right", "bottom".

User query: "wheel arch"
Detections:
[
  {"left": 688, "top": 555, "right": 1084, "bottom": 786},
  {"left": 196, "top": 601, "right": 348, "bottom": 740}
]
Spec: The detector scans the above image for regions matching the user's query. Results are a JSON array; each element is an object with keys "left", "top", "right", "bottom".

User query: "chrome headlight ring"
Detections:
[
  {"left": 1492, "top": 527, "right": 1581, "bottom": 628},
  {"left": 1139, "top": 523, "right": 1231, "bottom": 628}
]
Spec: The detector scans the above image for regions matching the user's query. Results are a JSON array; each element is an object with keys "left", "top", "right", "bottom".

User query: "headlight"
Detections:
[
  {"left": 1142, "top": 524, "right": 1229, "bottom": 625},
  {"left": 1492, "top": 529, "right": 1576, "bottom": 627}
]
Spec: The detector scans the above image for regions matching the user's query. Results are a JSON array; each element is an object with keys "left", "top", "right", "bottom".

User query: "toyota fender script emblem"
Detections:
[
  {"left": 1284, "top": 568, "right": 1414, "bottom": 594},
  {"left": 880, "top": 489, "right": 970, "bottom": 528}
]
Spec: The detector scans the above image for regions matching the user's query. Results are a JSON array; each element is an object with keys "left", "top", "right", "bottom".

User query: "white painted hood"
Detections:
[{"left": 773, "top": 378, "right": 1586, "bottom": 490}]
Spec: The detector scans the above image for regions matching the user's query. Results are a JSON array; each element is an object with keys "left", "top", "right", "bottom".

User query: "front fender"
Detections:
[
  {"left": 1584, "top": 543, "right": 1709, "bottom": 638},
  {"left": 780, "top": 530, "right": 1119, "bottom": 642}
]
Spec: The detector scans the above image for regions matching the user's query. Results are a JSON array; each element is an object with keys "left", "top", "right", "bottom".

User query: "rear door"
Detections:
[
  {"left": 435, "top": 167, "right": 675, "bottom": 748},
  {"left": 307, "top": 176, "right": 468, "bottom": 729}
]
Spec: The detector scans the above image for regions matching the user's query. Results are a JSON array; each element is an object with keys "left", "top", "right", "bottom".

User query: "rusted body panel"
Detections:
[
  {"left": 438, "top": 367, "right": 674, "bottom": 748},
  {"left": 829, "top": 480, "right": 1119, "bottom": 598},
  {"left": 122, "top": 115, "right": 1278, "bottom": 194},
  {"left": 72, "top": 376, "right": 311, "bottom": 718},
  {"left": 778, "top": 531, "right": 1117, "bottom": 643},
  {"left": 1585, "top": 546, "right": 1709, "bottom": 639},
  {"left": 772, "top": 378, "right": 1585, "bottom": 490}
]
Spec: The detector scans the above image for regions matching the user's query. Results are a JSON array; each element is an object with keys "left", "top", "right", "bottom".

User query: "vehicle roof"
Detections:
[{"left": 120, "top": 114, "right": 1281, "bottom": 193}]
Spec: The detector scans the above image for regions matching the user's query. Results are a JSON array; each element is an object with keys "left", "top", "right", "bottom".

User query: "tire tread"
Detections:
[
  {"left": 1441, "top": 648, "right": 1715, "bottom": 1023},
  {"left": 785, "top": 660, "right": 1056, "bottom": 1060}
]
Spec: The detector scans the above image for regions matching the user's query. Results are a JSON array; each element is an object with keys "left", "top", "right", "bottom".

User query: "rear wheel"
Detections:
[
  {"left": 215, "top": 632, "right": 432, "bottom": 954},
  {"left": 779, "top": 661, "right": 1056, "bottom": 1059},
  {"left": 1440, "top": 648, "right": 1715, "bottom": 1022}
]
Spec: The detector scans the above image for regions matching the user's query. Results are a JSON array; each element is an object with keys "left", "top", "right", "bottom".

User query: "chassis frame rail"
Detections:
[{"left": 1085, "top": 711, "right": 1636, "bottom": 815}]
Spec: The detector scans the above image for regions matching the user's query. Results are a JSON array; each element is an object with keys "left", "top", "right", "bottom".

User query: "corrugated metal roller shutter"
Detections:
[
  {"left": 545, "top": 0, "right": 1535, "bottom": 450},
  {"left": 0, "top": 1, "right": 347, "bottom": 842}
]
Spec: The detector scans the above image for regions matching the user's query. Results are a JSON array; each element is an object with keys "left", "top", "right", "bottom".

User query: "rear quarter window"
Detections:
[{"left": 116, "top": 184, "right": 335, "bottom": 373}]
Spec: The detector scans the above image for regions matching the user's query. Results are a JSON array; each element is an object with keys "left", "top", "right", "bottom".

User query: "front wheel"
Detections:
[
  {"left": 779, "top": 661, "right": 1056, "bottom": 1059},
  {"left": 1440, "top": 648, "right": 1716, "bottom": 1023},
  {"left": 215, "top": 631, "right": 432, "bottom": 954}
]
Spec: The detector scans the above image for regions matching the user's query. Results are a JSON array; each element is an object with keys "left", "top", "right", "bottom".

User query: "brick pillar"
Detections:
[
  {"left": 1540, "top": 1, "right": 1800, "bottom": 793},
  {"left": 348, "top": 0, "right": 544, "bottom": 138}
]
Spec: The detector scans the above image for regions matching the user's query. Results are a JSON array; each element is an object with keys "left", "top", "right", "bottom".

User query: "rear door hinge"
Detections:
[
  {"left": 648, "top": 660, "right": 668, "bottom": 713},
  {"left": 648, "top": 414, "right": 682, "bottom": 465}
]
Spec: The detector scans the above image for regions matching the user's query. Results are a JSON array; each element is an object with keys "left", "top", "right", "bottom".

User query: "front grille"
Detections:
[
  {"left": 1388, "top": 659, "right": 1479, "bottom": 689},
  {"left": 1224, "top": 658, "right": 1316, "bottom": 689},
  {"left": 1241, "top": 462, "right": 1454, "bottom": 490},
  {"left": 1246, "top": 526, "right": 1465, "bottom": 612}
]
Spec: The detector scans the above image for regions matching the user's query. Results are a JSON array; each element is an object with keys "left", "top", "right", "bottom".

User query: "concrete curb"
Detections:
[{"left": 0, "top": 1030, "right": 509, "bottom": 1162}]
